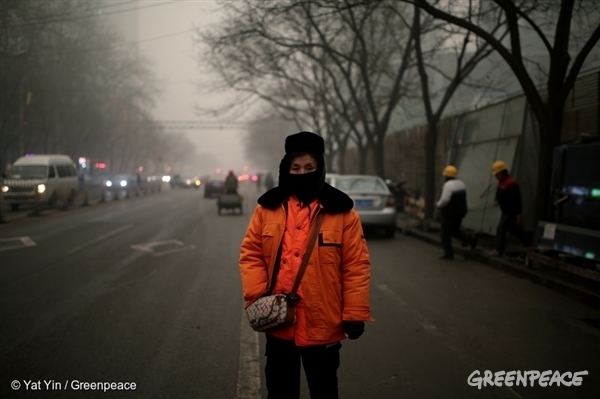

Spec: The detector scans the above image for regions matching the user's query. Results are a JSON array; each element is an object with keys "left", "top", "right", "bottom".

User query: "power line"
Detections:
[
  {"left": 4, "top": 1, "right": 137, "bottom": 25},
  {"left": 161, "top": 126, "right": 246, "bottom": 131},
  {"left": 2, "top": 1, "right": 179, "bottom": 29},
  {"left": 147, "top": 120, "right": 251, "bottom": 131},
  {"left": 61, "top": 28, "right": 195, "bottom": 56},
  {"left": 157, "top": 121, "right": 249, "bottom": 125}
]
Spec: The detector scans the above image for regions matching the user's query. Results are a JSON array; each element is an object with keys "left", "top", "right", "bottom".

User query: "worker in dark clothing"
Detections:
[
  {"left": 489, "top": 160, "right": 532, "bottom": 256},
  {"left": 224, "top": 170, "right": 239, "bottom": 194},
  {"left": 436, "top": 165, "right": 477, "bottom": 260}
]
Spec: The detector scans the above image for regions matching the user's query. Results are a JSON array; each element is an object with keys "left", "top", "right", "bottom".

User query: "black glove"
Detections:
[{"left": 343, "top": 321, "right": 365, "bottom": 340}]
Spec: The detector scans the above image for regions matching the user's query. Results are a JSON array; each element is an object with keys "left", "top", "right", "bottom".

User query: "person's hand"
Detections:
[
  {"left": 343, "top": 321, "right": 365, "bottom": 340},
  {"left": 516, "top": 214, "right": 523, "bottom": 227},
  {"left": 493, "top": 201, "right": 499, "bottom": 207}
]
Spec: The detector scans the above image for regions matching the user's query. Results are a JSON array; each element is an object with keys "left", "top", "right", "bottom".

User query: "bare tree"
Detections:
[
  {"left": 197, "top": 0, "right": 417, "bottom": 176},
  {"left": 409, "top": 2, "right": 506, "bottom": 219},
  {"left": 0, "top": 0, "right": 176, "bottom": 177},
  {"left": 243, "top": 110, "right": 297, "bottom": 171},
  {"left": 410, "top": 0, "right": 600, "bottom": 223}
]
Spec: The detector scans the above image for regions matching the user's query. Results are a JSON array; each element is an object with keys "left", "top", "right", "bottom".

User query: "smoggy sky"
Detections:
[{"left": 134, "top": 1, "right": 250, "bottom": 174}]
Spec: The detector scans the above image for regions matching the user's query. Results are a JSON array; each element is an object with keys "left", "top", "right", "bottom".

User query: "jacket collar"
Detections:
[
  {"left": 498, "top": 175, "right": 518, "bottom": 190},
  {"left": 257, "top": 183, "right": 354, "bottom": 214}
]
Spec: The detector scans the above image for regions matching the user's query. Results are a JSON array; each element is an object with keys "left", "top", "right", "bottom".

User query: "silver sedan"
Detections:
[{"left": 326, "top": 174, "right": 397, "bottom": 238}]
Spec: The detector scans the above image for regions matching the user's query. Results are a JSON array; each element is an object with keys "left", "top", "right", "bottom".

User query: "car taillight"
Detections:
[{"left": 386, "top": 195, "right": 395, "bottom": 207}]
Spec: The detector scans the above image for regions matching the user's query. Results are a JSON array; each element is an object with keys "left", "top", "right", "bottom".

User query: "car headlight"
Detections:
[
  {"left": 106, "top": 181, "right": 113, "bottom": 187},
  {"left": 1, "top": 185, "right": 8, "bottom": 193},
  {"left": 120, "top": 180, "right": 127, "bottom": 187},
  {"left": 37, "top": 184, "right": 46, "bottom": 194}
]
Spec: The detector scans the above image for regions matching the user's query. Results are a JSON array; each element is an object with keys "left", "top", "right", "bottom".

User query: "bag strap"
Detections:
[
  {"left": 266, "top": 201, "right": 288, "bottom": 295},
  {"left": 266, "top": 239, "right": 284, "bottom": 295},
  {"left": 289, "top": 211, "right": 324, "bottom": 298}
]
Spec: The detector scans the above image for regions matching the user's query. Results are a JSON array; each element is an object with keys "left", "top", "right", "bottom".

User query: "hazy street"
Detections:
[{"left": 0, "top": 184, "right": 598, "bottom": 399}]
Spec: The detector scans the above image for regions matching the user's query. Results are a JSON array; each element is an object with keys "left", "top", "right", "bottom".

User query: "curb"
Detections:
[{"left": 397, "top": 225, "right": 600, "bottom": 309}]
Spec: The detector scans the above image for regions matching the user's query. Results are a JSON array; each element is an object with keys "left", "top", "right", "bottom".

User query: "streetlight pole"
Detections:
[{"left": 15, "top": 50, "right": 28, "bottom": 156}]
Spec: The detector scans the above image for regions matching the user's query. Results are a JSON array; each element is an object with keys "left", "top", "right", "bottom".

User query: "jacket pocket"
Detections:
[
  {"left": 318, "top": 230, "right": 342, "bottom": 265},
  {"left": 262, "top": 223, "right": 282, "bottom": 264}
]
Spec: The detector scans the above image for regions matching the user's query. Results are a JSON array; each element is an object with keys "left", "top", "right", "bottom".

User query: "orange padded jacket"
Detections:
[{"left": 239, "top": 183, "right": 373, "bottom": 345}]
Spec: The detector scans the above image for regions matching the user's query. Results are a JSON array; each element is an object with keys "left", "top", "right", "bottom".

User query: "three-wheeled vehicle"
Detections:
[{"left": 217, "top": 193, "right": 243, "bottom": 214}]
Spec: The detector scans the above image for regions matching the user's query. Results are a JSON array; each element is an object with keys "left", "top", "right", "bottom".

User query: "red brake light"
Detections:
[{"left": 386, "top": 195, "right": 395, "bottom": 207}]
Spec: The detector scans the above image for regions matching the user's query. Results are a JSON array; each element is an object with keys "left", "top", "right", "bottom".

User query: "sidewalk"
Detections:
[{"left": 395, "top": 213, "right": 600, "bottom": 308}]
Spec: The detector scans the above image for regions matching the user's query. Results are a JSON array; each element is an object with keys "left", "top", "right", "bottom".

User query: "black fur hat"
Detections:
[
  {"left": 284, "top": 131, "right": 324, "bottom": 156},
  {"left": 278, "top": 131, "right": 326, "bottom": 194}
]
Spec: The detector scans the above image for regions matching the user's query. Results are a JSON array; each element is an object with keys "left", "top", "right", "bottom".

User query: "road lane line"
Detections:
[
  {"left": 507, "top": 387, "right": 523, "bottom": 398},
  {"left": 130, "top": 240, "right": 196, "bottom": 257},
  {"left": 0, "top": 236, "right": 37, "bottom": 251},
  {"left": 377, "top": 283, "right": 440, "bottom": 335},
  {"left": 150, "top": 245, "right": 195, "bottom": 257},
  {"left": 67, "top": 224, "right": 133, "bottom": 254},
  {"left": 236, "top": 307, "right": 261, "bottom": 399},
  {"left": 377, "top": 284, "right": 523, "bottom": 399}
]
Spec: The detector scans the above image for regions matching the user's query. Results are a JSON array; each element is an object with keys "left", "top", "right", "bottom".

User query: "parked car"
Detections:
[
  {"left": 202, "top": 175, "right": 225, "bottom": 198},
  {"left": 1, "top": 154, "right": 78, "bottom": 211},
  {"left": 170, "top": 174, "right": 201, "bottom": 189},
  {"left": 326, "top": 174, "right": 397, "bottom": 238}
]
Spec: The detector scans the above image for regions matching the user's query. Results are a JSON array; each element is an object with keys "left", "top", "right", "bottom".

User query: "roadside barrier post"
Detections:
[
  {"left": 82, "top": 185, "right": 89, "bottom": 206},
  {"left": 30, "top": 191, "right": 41, "bottom": 216},
  {"left": 0, "top": 186, "right": 7, "bottom": 223}
]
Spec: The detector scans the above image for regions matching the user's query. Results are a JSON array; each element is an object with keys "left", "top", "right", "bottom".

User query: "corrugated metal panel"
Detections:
[
  {"left": 562, "top": 70, "right": 599, "bottom": 142},
  {"left": 345, "top": 70, "right": 598, "bottom": 197},
  {"left": 570, "top": 72, "right": 598, "bottom": 109}
]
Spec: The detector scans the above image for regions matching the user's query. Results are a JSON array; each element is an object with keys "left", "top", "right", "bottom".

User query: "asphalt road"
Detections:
[{"left": 1, "top": 184, "right": 599, "bottom": 399}]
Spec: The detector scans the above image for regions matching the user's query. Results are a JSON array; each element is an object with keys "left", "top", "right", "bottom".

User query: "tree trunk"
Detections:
[
  {"left": 372, "top": 136, "right": 386, "bottom": 177},
  {"left": 337, "top": 145, "right": 347, "bottom": 174},
  {"left": 358, "top": 144, "right": 368, "bottom": 174},
  {"left": 534, "top": 104, "right": 563, "bottom": 225},
  {"left": 424, "top": 122, "right": 438, "bottom": 220}
]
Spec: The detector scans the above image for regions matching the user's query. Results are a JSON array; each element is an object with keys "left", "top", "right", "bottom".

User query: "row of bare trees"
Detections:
[
  {"left": 0, "top": 0, "right": 195, "bottom": 175},
  {"left": 197, "top": 0, "right": 599, "bottom": 223}
]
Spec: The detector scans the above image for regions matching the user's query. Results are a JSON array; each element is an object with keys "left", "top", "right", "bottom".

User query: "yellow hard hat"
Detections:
[
  {"left": 492, "top": 160, "right": 508, "bottom": 175},
  {"left": 442, "top": 165, "right": 457, "bottom": 178}
]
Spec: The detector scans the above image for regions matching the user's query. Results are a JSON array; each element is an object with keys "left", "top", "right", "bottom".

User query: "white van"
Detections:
[{"left": 1, "top": 154, "right": 79, "bottom": 211}]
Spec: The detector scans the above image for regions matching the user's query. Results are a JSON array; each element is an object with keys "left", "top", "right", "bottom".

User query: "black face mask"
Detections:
[{"left": 287, "top": 171, "right": 322, "bottom": 204}]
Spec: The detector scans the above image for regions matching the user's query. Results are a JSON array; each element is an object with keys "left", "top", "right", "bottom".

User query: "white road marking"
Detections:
[
  {"left": 507, "top": 387, "right": 523, "bottom": 398},
  {"left": 130, "top": 239, "right": 195, "bottom": 257},
  {"left": 0, "top": 236, "right": 37, "bottom": 251},
  {"left": 377, "top": 284, "right": 522, "bottom": 399},
  {"left": 377, "top": 283, "right": 440, "bottom": 335},
  {"left": 150, "top": 245, "right": 195, "bottom": 257},
  {"left": 236, "top": 307, "right": 261, "bottom": 399},
  {"left": 67, "top": 224, "right": 133, "bottom": 254}
]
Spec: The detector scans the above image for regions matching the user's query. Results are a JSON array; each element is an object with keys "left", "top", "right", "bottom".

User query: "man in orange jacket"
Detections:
[{"left": 239, "top": 131, "right": 373, "bottom": 399}]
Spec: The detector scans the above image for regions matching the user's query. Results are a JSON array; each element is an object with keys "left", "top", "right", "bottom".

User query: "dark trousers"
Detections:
[
  {"left": 265, "top": 334, "right": 341, "bottom": 399},
  {"left": 440, "top": 215, "right": 470, "bottom": 258},
  {"left": 496, "top": 213, "right": 532, "bottom": 254}
]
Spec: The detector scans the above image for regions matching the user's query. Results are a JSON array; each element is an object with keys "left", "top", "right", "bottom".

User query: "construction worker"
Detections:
[
  {"left": 489, "top": 160, "right": 532, "bottom": 256},
  {"left": 436, "top": 165, "right": 477, "bottom": 260}
]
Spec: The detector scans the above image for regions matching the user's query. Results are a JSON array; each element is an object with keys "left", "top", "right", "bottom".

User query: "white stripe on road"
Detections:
[
  {"left": 0, "top": 236, "right": 37, "bottom": 251},
  {"left": 377, "top": 283, "right": 440, "bottom": 336},
  {"left": 67, "top": 224, "right": 133, "bottom": 254},
  {"left": 377, "top": 284, "right": 522, "bottom": 399},
  {"left": 236, "top": 307, "right": 261, "bottom": 399}
]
